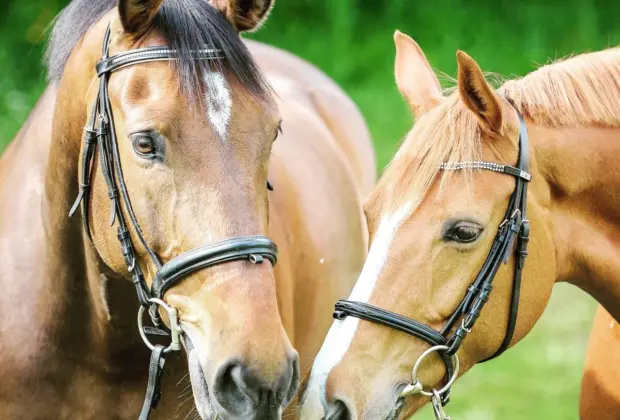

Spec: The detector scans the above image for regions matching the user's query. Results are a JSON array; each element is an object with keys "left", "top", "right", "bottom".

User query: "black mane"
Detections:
[{"left": 45, "top": 0, "right": 272, "bottom": 104}]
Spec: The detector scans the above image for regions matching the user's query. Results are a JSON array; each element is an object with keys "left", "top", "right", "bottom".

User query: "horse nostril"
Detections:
[
  {"left": 326, "top": 399, "right": 353, "bottom": 420},
  {"left": 283, "top": 352, "right": 300, "bottom": 406},
  {"left": 212, "top": 361, "right": 257, "bottom": 416},
  {"left": 212, "top": 354, "right": 300, "bottom": 416}
]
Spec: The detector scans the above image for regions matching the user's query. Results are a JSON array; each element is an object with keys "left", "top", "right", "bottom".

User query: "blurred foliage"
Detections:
[
  {"left": 0, "top": 0, "right": 65, "bottom": 147},
  {"left": 247, "top": 0, "right": 620, "bottom": 166},
  {"left": 0, "top": 1, "right": 613, "bottom": 418},
  {"left": 2, "top": 0, "right": 619, "bottom": 165}
]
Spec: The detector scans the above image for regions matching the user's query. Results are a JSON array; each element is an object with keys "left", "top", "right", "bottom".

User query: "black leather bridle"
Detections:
[
  {"left": 69, "top": 25, "right": 279, "bottom": 420},
  {"left": 333, "top": 105, "right": 531, "bottom": 417}
]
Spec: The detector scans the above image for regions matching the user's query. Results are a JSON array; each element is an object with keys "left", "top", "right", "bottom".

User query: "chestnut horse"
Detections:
[
  {"left": 581, "top": 307, "right": 620, "bottom": 419},
  {"left": 0, "top": 0, "right": 375, "bottom": 419},
  {"left": 301, "top": 31, "right": 620, "bottom": 419}
]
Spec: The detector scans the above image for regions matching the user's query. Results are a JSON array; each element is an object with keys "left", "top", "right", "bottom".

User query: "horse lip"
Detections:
[
  {"left": 183, "top": 329, "right": 216, "bottom": 420},
  {"left": 181, "top": 326, "right": 195, "bottom": 352}
]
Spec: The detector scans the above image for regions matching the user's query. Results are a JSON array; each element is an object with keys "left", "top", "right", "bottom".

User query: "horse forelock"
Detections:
[
  {"left": 45, "top": 0, "right": 274, "bottom": 108},
  {"left": 374, "top": 47, "right": 620, "bottom": 216}
]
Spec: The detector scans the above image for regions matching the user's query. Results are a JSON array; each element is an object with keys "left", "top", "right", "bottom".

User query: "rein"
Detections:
[
  {"left": 69, "top": 25, "right": 279, "bottom": 419},
  {"left": 333, "top": 107, "right": 531, "bottom": 419}
]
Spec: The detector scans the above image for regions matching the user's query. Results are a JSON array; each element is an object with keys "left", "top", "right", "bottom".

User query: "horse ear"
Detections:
[
  {"left": 209, "top": 0, "right": 275, "bottom": 32},
  {"left": 118, "top": 0, "right": 165, "bottom": 38},
  {"left": 456, "top": 50, "right": 503, "bottom": 133},
  {"left": 394, "top": 30, "right": 442, "bottom": 118}
]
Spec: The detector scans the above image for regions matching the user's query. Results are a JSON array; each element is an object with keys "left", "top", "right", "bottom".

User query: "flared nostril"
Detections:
[
  {"left": 212, "top": 355, "right": 300, "bottom": 416},
  {"left": 213, "top": 361, "right": 257, "bottom": 416},
  {"left": 325, "top": 398, "right": 353, "bottom": 420}
]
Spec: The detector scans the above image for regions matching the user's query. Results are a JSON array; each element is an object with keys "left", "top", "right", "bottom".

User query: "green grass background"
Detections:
[{"left": 1, "top": 0, "right": 617, "bottom": 418}]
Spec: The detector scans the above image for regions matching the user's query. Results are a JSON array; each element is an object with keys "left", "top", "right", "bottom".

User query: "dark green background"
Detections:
[{"left": 1, "top": 1, "right": 616, "bottom": 418}]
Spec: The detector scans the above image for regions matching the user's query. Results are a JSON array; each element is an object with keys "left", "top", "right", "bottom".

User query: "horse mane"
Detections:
[
  {"left": 44, "top": 0, "right": 273, "bottom": 105},
  {"left": 375, "top": 47, "right": 620, "bottom": 212},
  {"left": 500, "top": 47, "right": 620, "bottom": 128}
]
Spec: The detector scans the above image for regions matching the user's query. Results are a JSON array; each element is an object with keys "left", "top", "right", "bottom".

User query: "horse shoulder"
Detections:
[{"left": 581, "top": 306, "right": 620, "bottom": 420}]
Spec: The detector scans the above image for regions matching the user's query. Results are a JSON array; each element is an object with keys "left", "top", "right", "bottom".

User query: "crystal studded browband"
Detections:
[{"left": 440, "top": 161, "right": 532, "bottom": 181}]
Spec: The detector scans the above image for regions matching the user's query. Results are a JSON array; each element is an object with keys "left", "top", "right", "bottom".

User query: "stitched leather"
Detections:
[
  {"left": 151, "top": 236, "right": 278, "bottom": 298},
  {"left": 96, "top": 46, "right": 224, "bottom": 76},
  {"left": 334, "top": 301, "right": 447, "bottom": 346}
]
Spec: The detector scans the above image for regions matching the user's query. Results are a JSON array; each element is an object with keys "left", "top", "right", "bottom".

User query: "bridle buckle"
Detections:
[{"left": 461, "top": 319, "right": 472, "bottom": 334}]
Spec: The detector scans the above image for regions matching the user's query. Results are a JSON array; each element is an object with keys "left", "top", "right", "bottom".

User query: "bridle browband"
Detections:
[
  {"left": 333, "top": 107, "right": 531, "bottom": 418},
  {"left": 69, "top": 25, "right": 279, "bottom": 420}
]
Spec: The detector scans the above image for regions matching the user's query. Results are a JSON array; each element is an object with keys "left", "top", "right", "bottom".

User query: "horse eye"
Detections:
[
  {"left": 444, "top": 221, "right": 483, "bottom": 243},
  {"left": 131, "top": 134, "right": 156, "bottom": 158}
]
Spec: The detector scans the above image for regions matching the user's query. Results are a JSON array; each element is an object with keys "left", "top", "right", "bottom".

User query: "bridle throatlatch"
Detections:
[
  {"left": 69, "top": 24, "right": 279, "bottom": 420},
  {"left": 333, "top": 107, "right": 531, "bottom": 419}
]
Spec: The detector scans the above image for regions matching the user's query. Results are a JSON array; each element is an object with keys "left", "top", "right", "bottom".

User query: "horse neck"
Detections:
[
  {"left": 43, "top": 23, "right": 146, "bottom": 369},
  {"left": 533, "top": 123, "right": 620, "bottom": 320}
]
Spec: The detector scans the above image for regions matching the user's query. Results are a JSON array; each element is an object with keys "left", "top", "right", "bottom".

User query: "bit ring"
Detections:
[
  {"left": 137, "top": 298, "right": 183, "bottom": 354},
  {"left": 400, "top": 345, "right": 460, "bottom": 397}
]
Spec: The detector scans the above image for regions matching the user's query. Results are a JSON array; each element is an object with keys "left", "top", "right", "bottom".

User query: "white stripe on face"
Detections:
[
  {"left": 204, "top": 72, "right": 232, "bottom": 141},
  {"left": 301, "top": 203, "right": 413, "bottom": 417}
]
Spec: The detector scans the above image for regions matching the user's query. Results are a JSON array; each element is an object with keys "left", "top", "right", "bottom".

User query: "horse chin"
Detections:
[
  {"left": 384, "top": 390, "right": 428, "bottom": 420},
  {"left": 188, "top": 348, "right": 215, "bottom": 420},
  {"left": 385, "top": 397, "right": 406, "bottom": 420}
]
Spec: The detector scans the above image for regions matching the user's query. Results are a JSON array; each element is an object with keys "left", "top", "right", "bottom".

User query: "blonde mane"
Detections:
[
  {"left": 376, "top": 47, "right": 620, "bottom": 212},
  {"left": 501, "top": 47, "right": 620, "bottom": 127}
]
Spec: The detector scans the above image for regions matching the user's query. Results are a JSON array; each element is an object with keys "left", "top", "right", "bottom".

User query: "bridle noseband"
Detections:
[
  {"left": 69, "top": 25, "right": 279, "bottom": 420},
  {"left": 333, "top": 107, "right": 531, "bottom": 418}
]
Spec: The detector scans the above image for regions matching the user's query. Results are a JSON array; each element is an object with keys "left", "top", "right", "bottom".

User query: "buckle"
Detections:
[{"left": 460, "top": 318, "right": 472, "bottom": 333}]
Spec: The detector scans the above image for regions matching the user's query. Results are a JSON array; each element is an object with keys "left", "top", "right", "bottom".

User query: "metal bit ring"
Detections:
[
  {"left": 137, "top": 298, "right": 183, "bottom": 354},
  {"left": 400, "top": 345, "right": 460, "bottom": 398}
]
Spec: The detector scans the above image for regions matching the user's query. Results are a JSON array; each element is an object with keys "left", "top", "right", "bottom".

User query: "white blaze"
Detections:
[
  {"left": 301, "top": 203, "right": 413, "bottom": 417},
  {"left": 204, "top": 72, "right": 232, "bottom": 141}
]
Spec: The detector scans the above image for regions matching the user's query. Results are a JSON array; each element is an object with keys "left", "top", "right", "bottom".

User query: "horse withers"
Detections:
[
  {"left": 0, "top": 0, "right": 375, "bottom": 419},
  {"left": 301, "top": 30, "right": 620, "bottom": 419}
]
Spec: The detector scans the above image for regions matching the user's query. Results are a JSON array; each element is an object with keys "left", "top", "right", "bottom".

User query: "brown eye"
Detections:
[
  {"left": 131, "top": 134, "right": 156, "bottom": 158},
  {"left": 445, "top": 221, "right": 483, "bottom": 243}
]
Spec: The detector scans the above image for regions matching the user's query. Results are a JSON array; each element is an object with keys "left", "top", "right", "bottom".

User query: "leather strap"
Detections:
[
  {"left": 334, "top": 301, "right": 447, "bottom": 346},
  {"left": 139, "top": 345, "right": 167, "bottom": 420},
  {"left": 96, "top": 46, "right": 224, "bottom": 76},
  {"left": 151, "top": 236, "right": 278, "bottom": 298},
  {"left": 487, "top": 114, "right": 530, "bottom": 359},
  {"left": 333, "top": 300, "right": 454, "bottom": 405}
]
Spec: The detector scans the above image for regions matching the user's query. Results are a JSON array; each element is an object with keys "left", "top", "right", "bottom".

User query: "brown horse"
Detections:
[
  {"left": 0, "top": 0, "right": 375, "bottom": 419},
  {"left": 300, "top": 30, "right": 620, "bottom": 419}
]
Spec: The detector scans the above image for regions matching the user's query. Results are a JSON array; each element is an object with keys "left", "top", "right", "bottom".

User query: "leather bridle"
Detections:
[
  {"left": 69, "top": 25, "right": 279, "bottom": 420},
  {"left": 333, "top": 105, "right": 531, "bottom": 418}
]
